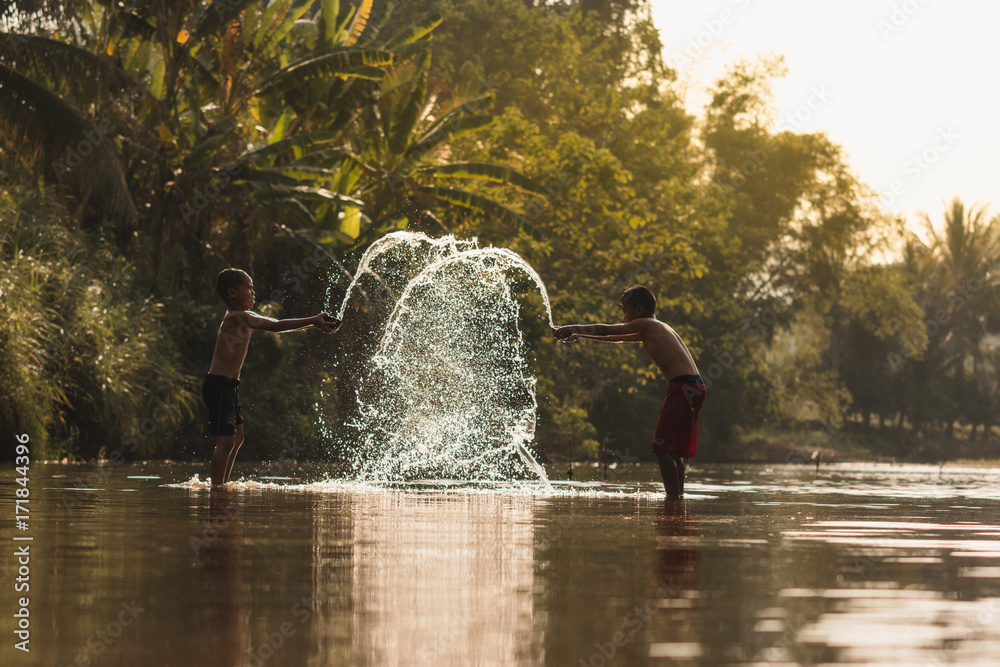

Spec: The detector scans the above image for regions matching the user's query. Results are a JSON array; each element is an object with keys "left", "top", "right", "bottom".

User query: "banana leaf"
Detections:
[
  {"left": 237, "top": 131, "right": 341, "bottom": 163},
  {"left": 254, "top": 48, "right": 394, "bottom": 96},
  {"left": 419, "top": 185, "right": 525, "bottom": 226},
  {"left": 252, "top": 185, "right": 365, "bottom": 207},
  {"left": 419, "top": 162, "right": 547, "bottom": 196},
  {"left": 384, "top": 14, "right": 443, "bottom": 49}
]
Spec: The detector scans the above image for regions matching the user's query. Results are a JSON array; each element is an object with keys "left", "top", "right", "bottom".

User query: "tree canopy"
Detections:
[{"left": 3, "top": 0, "right": 999, "bottom": 463}]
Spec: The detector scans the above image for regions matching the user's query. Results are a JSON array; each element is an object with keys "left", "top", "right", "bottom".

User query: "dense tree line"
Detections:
[{"left": 1, "top": 0, "right": 998, "bottom": 463}]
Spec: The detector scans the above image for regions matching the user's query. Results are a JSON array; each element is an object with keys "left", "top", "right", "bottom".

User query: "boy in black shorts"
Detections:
[{"left": 203, "top": 268, "right": 339, "bottom": 486}]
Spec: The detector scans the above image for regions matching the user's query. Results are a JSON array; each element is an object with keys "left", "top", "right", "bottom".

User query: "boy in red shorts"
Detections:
[{"left": 554, "top": 286, "right": 706, "bottom": 499}]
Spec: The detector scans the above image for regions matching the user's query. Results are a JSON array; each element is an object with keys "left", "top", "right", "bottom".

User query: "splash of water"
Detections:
[
  {"left": 329, "top": 232, "right": 477, "bottom": 321},
  {"left": 328, "top": 232, "right": 554, "bottom": 490}
]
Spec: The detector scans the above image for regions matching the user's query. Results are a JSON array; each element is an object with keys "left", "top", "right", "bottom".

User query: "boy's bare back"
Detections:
[
  {"left": 554, "top": 315, "right": 699, "bottom": 381},
  {"left": 629, "top": 317, "right": 700, "bottom": 380}
]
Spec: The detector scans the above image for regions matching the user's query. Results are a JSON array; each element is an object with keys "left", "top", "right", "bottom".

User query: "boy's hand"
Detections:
[
  {"left": 553, "top": 326, "right": 578, "bottom": 342},
  {"left": 314, "top": 313, "right": 341, "bottom": 333}
]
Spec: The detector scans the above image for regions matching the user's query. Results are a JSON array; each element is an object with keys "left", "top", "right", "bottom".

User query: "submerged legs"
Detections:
[
  {"left": 655, "top": 453, "right": 685, "bottom": 500},
  {"left": 211, "top": 424, "right": 245, "bottom": 486}
]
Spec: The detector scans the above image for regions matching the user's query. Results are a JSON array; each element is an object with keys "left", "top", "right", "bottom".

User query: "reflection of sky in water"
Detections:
[
  {"left": 690, "top": 463, "right": 1000, "bottom": 500},
  {"left": 774, "top": 519, "right": 1000, "bottom": 666}
]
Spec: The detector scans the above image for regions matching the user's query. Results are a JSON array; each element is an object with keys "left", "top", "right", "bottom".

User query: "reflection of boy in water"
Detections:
[
  {"left": 204, "top": 269, "right": 339, "bottom": 486},
  {"left": 204, "top": 495, "right": 244, "bottom": 663},
  {"left": 653, "top": 502, "right": 698, "bottom": 631},
  {"left": 553, "top": 286, "right": 706, "bottom": 499}
]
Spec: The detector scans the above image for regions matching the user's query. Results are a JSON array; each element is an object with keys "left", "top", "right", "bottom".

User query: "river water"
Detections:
[{"left": 3, "top": 461, "right": 1000, "bottom": 666}]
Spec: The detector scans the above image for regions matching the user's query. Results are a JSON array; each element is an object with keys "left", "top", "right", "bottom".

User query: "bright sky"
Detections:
[{"left": 649, "top": 0, "right": 1000, "bottom": 230}]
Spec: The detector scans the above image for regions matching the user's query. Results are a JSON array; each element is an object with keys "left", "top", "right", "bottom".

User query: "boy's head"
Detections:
[
  {"left": 619, "top": 285, "right": 655, "bottom": 321},
  {"left": 216, "top": 268, "right": 254, "bottom": 309}
]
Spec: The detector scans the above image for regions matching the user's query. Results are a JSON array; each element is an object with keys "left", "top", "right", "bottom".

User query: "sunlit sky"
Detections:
[{"left": 649, "top": 0, "right": 1000, "bottom": 230}]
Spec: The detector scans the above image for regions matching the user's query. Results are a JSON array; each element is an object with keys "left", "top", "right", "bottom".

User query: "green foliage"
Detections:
[
  {"left": 3, "top": 0, "right": 1000, "bottom": 464},
  {"left": 764, "top": 310, "right": 852, "bottom": 424},
  {"left": 0, "top": 185, "right": 195, "bottom": 460}
]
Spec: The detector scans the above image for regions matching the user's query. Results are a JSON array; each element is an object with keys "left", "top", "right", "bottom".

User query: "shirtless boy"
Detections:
[
  {"left": 553, "top": 286, "right": 706, "bottom": 499},
  {"left": 204, "top": 268, "right": 339, "bottom": 487}
]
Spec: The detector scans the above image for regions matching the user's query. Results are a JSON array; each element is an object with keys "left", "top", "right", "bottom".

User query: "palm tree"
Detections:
[
  {"left": 918, "top": 198, "right": 1000, "bottom": 436},
  {"left": 924, "top": 200, "right": 999, "bottom": 275}
]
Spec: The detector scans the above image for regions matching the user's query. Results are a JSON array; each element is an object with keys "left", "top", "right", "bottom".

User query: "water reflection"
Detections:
[
  {"left": 8, "top": 463, "right": 1000, "bottom": 666},
  {"left": 778, "top": 518, "right": 1000, "bottom": 666},
  {"left": 649, "top": 502, "right": 702, "bottom": 662},
  {"left": 343, "top": 493, "right": 536, "bottom": 665},
  {"left": 202, "top": 492, "right": 247, "bottom": 665}
]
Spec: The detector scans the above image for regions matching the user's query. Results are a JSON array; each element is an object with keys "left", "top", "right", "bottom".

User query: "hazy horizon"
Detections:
[{"left": 651, "top": 0, "right": 1000, "bottom": 231}]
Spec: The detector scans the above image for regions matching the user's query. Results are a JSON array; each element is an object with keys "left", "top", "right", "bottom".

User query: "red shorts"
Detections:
[{"left": 652, "top": 378, "right": 707, "bottom": 459}]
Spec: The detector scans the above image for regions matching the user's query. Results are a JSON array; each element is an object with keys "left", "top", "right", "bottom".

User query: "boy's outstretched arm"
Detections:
[
  {"left": 554, "top": 323, "right": 641, "bottom": 343},
  {"left": 236, "top": 311, "right": 339, "bottom": 333}
]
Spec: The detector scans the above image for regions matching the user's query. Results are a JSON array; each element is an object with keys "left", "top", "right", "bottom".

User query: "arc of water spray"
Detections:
[
  {"left": 373, "top": 246, "right": 556, "bottom": 491},
  {"left": 378, "top": 247, "right": 556, "bottom": 356},
  {"left": 331, "top": 231, "right": 556, "bottom": 490},
  {"left": 332, "top": 232, "right": 478, "bottom": 321}
]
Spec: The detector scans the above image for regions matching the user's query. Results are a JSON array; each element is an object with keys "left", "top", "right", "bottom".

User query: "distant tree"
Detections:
[{"left": 909, "top": 199, "right": 1000, "bottom": 436}]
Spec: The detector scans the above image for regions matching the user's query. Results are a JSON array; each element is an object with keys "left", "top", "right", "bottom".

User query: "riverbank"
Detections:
[{"left": 717, "top": 423, "right": 1000, "bottom": 466}]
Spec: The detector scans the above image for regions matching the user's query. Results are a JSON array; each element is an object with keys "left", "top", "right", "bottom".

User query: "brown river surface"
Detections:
[{"left": 3, "top": 461, "right": 1000, "bottom": 666}]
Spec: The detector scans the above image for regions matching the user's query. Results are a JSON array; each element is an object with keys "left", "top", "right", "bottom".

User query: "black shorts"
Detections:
[{"left": 202, "top": 374, "right": 243, "bottom": 436}]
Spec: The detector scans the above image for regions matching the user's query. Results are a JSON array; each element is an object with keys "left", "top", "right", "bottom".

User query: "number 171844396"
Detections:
[{"left": 15, "top": 433, "right": 30, "bottom": 530}]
